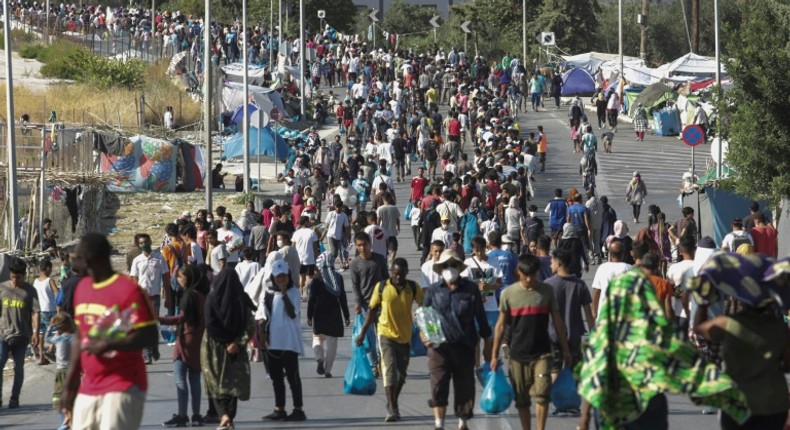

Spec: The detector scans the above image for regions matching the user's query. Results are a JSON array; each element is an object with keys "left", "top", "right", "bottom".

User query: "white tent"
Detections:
[
  {"left": 221, "top": 62, "right": 269, "bottom": 86},
  {"left": 221, "top": 82, "right": 286, "bottom": 116},
  {"left": 562, "top": 52, "right": 642, "bottom": 74},
  {"left": 659, "top": 53, "right": 726, "bottom": 78}
]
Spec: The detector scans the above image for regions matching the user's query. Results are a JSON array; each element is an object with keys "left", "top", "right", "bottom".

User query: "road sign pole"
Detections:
[{"left": 4, "top": 3, "right": 19, "bottom": 248}]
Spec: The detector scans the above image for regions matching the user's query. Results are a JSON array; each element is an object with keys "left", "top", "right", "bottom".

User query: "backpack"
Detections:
[
  {"left": 730, "top": 232, "right": 751, "bottom": 252},
  {"left": 168, "top": 244, "right": 186, "bottom": 292}
]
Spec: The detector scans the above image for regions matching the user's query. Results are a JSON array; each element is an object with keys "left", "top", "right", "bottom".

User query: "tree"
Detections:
[
  {"left": 533, "top": 0, "right": 601, "bottom": 54},
  {"left": 722, "top": 0, "right": 790, "bottom": 201},
  {"left": 381, "top": 0, "right": 436, "bottom": 36},
  {"left": 451, "top": 0, "right": 539, "bottom": 61}
]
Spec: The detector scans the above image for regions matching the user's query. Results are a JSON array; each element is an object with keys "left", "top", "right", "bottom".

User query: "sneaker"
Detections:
[
  {"left": 316, "top": 359, "right": 325, "bottom": 375},
  {"left": 8, "top": 399, "right": 19, "bottom": 409},
  {"left": 262, "top": 410, "right": 287, "bottom": 421},
  {"left": 324, "top": 372, "right": 333, "bottom": 378},
  {"left": 191, "top": 414, "right": 204, "bottom": 427},
  {"left": 384, "top": 410, "right": 397, "bottom": 422},
  {"left": 284, "top": 409, "right": 307, "bottom": 422},
  {"left": 144, "top": 357, "right": 153, "bottom": 365},
  {"left": 163, "top": 414, "right": 189, "bottom": 427}
]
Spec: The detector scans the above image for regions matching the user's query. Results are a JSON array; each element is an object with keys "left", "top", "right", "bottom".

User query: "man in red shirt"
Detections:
[
  {"left": 410, "top": 167, "right": 429, "bottom": 202},
  {"left": 62, "top": 233, "right": 158, "bottom": 429},
  {"left": 750, "top": 213, "right": 779, "bottom": 258},
  {"left": 448, "top": 113, "right": 461, "bottom": 143}
]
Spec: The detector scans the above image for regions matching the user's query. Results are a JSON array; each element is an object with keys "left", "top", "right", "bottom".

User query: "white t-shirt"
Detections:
[
  {"left": 421, "top": 259, "right": 442, "bottom": 288},
  {"left": 187, "top": 242, "right": 204, "bottom": 266},
  {"left": 292, "top": 227, "right": 319, "bottom": 265},
  {"left": 235, "top": 260, "right": 261, "bottom": 290},
  {"left": 720, "top": 230, "right": 753, "bottom": 251},
  {"left": 461, "top": 257, "right": 503, "bottom": 312},
  {"left": 33, "top": 278, "right": 56, "bottom": 312},
  {"left": 431, "top": 227, "right": 453, "bottom": 249},
  {"left": 410, "top": 207, "right": 421, "bottom": 227},
  {"left": 364, "top": 224, "right": 388, "bottom": 257},
  {"left": 218, "top": 227, "right": 244, "bottom": 263},
  {"left": 266, "top": 287, "right": 304, "bottom": 354},
  {"left": 130, "top": 252, "right": 169, "bottom": 297},
  {"left": 209, "top": 244, "right": 228, "bottom": 274},
  {"left": 377, "top": 142, "right": 393, "bottom": 166},
  {"left": 325, "top": 210, "right": 350, "bottom": 240},
  {"left": 667, "top": 259, "right": 695, "bottom": 319},
  {"left": 591, "top": 262, "right": 633, "bottom": 318}
]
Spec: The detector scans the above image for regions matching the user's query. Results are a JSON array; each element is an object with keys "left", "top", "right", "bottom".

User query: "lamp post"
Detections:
[
  {"left": 4, "top": 3, "right": 19, "bottom": 248},
  {"left": 714, "top": 0, "right": 723, "bottom": 180},
  {"left": 242, "top": 0, "right": 250, "bottom": 193},
  {"left": 204, "top": 0, "right": 213, "bottom": 211}
]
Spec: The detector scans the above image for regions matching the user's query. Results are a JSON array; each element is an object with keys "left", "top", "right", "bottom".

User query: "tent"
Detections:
[
  {"left": 222, "top": 62, "right": 269, "bottom": 86},
  {"left": 100, "top": 135, "right": 179, "bottom": 192},
  {"left": 223, "top": 126, "right": 289, "bottom": 160},
  {"left": 561, "top": 52, "right": 638, "bottom": 74},
  {"left": 630, "top": 83, "right": 676, "bottom": 115},
  {"left": 660, "top": 53, "right": 726, "bottom": 78},
  {"left": 561, "top": 68, "right": 596, "bottom": 97},
  {"left": 221, "top": 83, "right": 286, "bottom": 118}
]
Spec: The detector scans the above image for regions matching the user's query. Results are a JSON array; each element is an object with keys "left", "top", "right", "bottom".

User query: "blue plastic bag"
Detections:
[
  {"left": 404, "top": 202, "right": 414, "bottom": 221},
  {"left": 351, "top": 314, "right": 369, "bottom": 349},
  {"left": 480, "top": 367, "right": 514, "bottom": 414},
  {"left": 410, "top": 323, "right": 427, "bottom": 357},
  {"left": 343, "top": 345, "right": 377, "bottom": 395},
  {"left": 550, "top": 368, "right": 581, "bottom": 411}
]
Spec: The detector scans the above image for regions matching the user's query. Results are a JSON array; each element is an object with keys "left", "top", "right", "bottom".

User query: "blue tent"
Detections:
[
  {"left": 561, "top": 68, "right": 596, "bottom": 97},
  {"left": 223, "top": 126, "right": 289, "bottom": 160}
]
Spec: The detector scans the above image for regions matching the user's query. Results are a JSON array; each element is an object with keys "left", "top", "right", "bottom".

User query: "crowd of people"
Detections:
[{"left": 0, "top": 25, "right": 788, "bottom": 430}]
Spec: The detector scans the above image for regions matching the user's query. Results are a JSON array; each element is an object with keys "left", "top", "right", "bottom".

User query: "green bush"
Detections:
[
  {"left": 38, "top": 41, "right": 145, "bottom": 89},
  {"left": 19, "top": 44, "right": 44, "bottom": 59}
]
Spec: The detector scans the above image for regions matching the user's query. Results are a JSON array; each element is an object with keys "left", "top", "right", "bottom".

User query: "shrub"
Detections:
[{"left": 19, "top": 44, "right": 44, "bottom": 59}]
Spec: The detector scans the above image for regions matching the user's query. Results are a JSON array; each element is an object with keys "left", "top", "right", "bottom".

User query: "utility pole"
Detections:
[
  {"left": 204, "top": 0, "right": 213, "bottom": 212},
  {"left": 714, "top": 0, "right": 723, "bottom": 179},
  {"left": 4, "top": 3, "right": 19, "bottom": 249},
  {"left": 690, "top": 0, "right": 700, "bottom": 53},
  {"left": 299, "top": 0, "right": 306, "bottom": 117},
  {"left": 639, "top": 0, "right": 649, "bottom": 60},
  {"left": 522, "top": 0, "right": 527, "bottom": 66},
  {"left": 242, "top": 0, "right": 250, "bottom": 193}
]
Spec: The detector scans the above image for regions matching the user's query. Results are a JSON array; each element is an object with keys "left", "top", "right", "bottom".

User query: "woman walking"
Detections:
[
  {"left": 307, "top": 254, "right": 350, "bottom": 379},
  {"left": 557, "top": 223, "right": 589, "bottom": 277},
  {"left": 504, "top": 196, "right": 525, "bottom": 254},
  {"left": 594, "top": 91, "right": 607, "bottom": 129},
  {"left": 625, "top": 172, "right": 648, "bottom": 224},
  {"left": 202, "top": 269, "right": 256, "bottom": 430},
  {"left": 633, "top": 103, "right": 648, "bottom": 141},
  {"left": 262, "top": 261, "right": 307, "bottom": 422},
  {"left": 606, "top": 89, "right": 620, "bottom": 131},
  {"left": 160, "top": 265, "right": 209, "bottom": 428}
]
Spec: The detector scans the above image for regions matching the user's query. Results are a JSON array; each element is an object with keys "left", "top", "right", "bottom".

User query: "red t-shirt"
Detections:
[
  {"left": 448, "top": 119, "right": 461, "bottom": 137},
  {"left": 411, "top": 177, "right": 429, "bottom": 201},
  {"left": 74, "top": 274, "right": 156, "bottom": 395}
]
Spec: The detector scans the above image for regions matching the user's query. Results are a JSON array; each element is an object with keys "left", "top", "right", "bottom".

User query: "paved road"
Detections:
[{"left": 2, "top": 104, "right": 721, "bottom": 429}]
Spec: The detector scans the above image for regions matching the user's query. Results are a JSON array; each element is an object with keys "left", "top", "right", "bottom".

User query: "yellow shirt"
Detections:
[
  {"left": 426, "top": 88, "right": 439, "bottom": 105},
  {"left": 368, "top": 280, "right": 424, "bottom": 344}
]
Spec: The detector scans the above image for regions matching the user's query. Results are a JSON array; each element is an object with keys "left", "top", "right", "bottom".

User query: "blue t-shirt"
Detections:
[
  {"left": 487, "top": 249, "right": 517, "bottom": 296},
  {"left": 548, "top": 199, "right": 567, "bottom": 231},
  {"left": 567, "top": 203, "right": 588, "bottom": 231}
]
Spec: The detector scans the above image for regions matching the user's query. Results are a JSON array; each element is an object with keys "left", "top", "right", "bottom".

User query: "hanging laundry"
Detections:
[{"left": 63, "top": 185, "right": 83, "bottom": 233}]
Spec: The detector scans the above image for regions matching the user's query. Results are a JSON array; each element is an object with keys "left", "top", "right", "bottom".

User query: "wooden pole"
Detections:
[
  {"left": 639, "top": 0, "right": 650, "bottom": 60},
  {"left": 690, "top": 0, "right": 700, "bottom": 53}
]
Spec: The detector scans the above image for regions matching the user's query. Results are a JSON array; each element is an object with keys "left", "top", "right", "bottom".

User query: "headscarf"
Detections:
[
  {"left": 578, "top": 270, "right": 749, "bottom": 429},
  {"left": 561, "top": 222, "right": 578, "bottom": 239},
  {"left": 178, "top": 265, "right": 210, "bottom": 341},
  {"left": 291, "top": 193, "right": 304, "bottom": 226},
  {"left": 205, "top": 268, "right": 256, "bottom": 344},
  {"left": 613, "top": 220, "right": 628, "bottom": 238},
  {"left": 316, "top": 252, "right": 342, "bottom": 297},
  {"left": 469, "top": 197, "right": 481, "bottom": 213}
]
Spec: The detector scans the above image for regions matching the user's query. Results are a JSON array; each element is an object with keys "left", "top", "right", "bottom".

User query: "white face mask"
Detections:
[
  {"left": 442, "top": 267, "right": 459, "bottom": 284},
  {"left": 276, "top": 240, "right": 285, "bottom": 248},
  {"left": 502, "top": 244, "right": 510, "bottom": 251}
]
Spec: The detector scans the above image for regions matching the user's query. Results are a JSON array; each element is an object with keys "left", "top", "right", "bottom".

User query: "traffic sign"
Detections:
[
  {"left": 461, "top": 21, "right": 472, "bottom": 34},
  {"left": 537, "top": 31, "right": 555, "bottom": 46},
  {"left": 430, "top": 16, "right": 441, "bottom": 28},
  {"left": 317, "top": 10, "right": 325, "bottom": 19},
  {"left": 270, "top": 107, "right": 283, "bottom": 122},
  {"left": 682, "top": 125, "right": 704, "bottom": 147},
  {"left": 369, "top": 9, "right": 379, "bottom": 22}
]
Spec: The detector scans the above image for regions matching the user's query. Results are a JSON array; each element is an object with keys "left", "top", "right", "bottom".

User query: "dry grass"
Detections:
[{"left": 0, "top": 61, "right": 202, "bottom": 127}]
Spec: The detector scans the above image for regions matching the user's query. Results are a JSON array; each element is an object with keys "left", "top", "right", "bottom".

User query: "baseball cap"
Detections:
[{"left": 271, "top": 260, "right": 290, "bottom": 277}]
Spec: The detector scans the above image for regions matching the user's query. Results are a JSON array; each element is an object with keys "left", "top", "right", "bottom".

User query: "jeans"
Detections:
[
  {"left": 174, "top": 359, "right": 201, "bottom": 416},
  {"left": 267, "top": 350, "right": 303, "bottom": 409},
  {"left": 328, "top": 238, "right": 346, "bottom": 266},
  {"left": 144, "top": 295, "right": 160, "bottom": 361},
  {"left": 0, "top": 338, "right": 27, "bottom": 404}
]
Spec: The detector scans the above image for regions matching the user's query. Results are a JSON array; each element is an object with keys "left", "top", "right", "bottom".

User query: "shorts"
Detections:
[
  {"left": 300, "top": 264, "right": 316, "bottom": 275},
  {"left": 40, "top": 311, "right": 55, "bottom": 333},
  {"left": 509, "top": 354, "right": 552, "bottom": 408},
  {"left": 53, "top": 368, "right": 67, "bottom": 406},
  {"left": 551, "top": 229, "right": 562, "bottom": 241},
  {"left": 386, "top": 236, "right": 399, "bottom": 252},
  {"left": 380, "top": 335, "right": 410, "bottom": 388},
  {"left": 72, "top": 386, "right": 146, "bottom": 429},
  {"left": 486, "top": 310, "right": 499, "bottom": 332},
  {"left": 531, "top": 92, "right": 541, "bottom": 104},
  {"left": 550, "top": 341, "right": 583, "bottom": 374}
]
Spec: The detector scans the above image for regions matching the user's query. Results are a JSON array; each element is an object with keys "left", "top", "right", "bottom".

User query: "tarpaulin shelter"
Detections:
[
  {"left": 659, "top": 53, "right": 726, "bottom": 78},
  {"left": 221, "top": 82, "right": 286, "bottom": 118},
  {"left": 222, "top": 62, "right": 269, "bottom": 86},
  {"left": 561, "top": 68, "right": 596, "bottom": 97},
  {"left": 629, "top": 83, "right": 676, "bottom": 116},
  {"left": 223, "top": 126, "right": 289, "bottom": 161},
  {"left": 100, "top": 135, "right": 179, "bottom": 192},
  {"left": 562, "top": 52, "right": 630, "bottom": 74}
]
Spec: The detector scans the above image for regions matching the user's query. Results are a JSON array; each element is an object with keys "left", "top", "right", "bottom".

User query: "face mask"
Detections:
[
  {"left": 139, "top": 243, "right": 152, "bottom": 253},
  {"left": 442, "top": 223, "right": 449, "bottom": 230},
  {"left": 441, "top": 267, "right": 459, "bottom": 284},
  {"left": 206, "top": 216, "right": 213, "bottom": 223},
  {"left": 276, "top": 240, "right": 285, "bottom": 248},
  {"left": 502, "top": 244, "right": 510, "bottom": 251}
]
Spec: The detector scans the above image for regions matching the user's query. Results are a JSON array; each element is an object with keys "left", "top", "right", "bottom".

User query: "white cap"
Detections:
[{"left": 271, "top": 260, "right": 290, "bottom": 276}]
